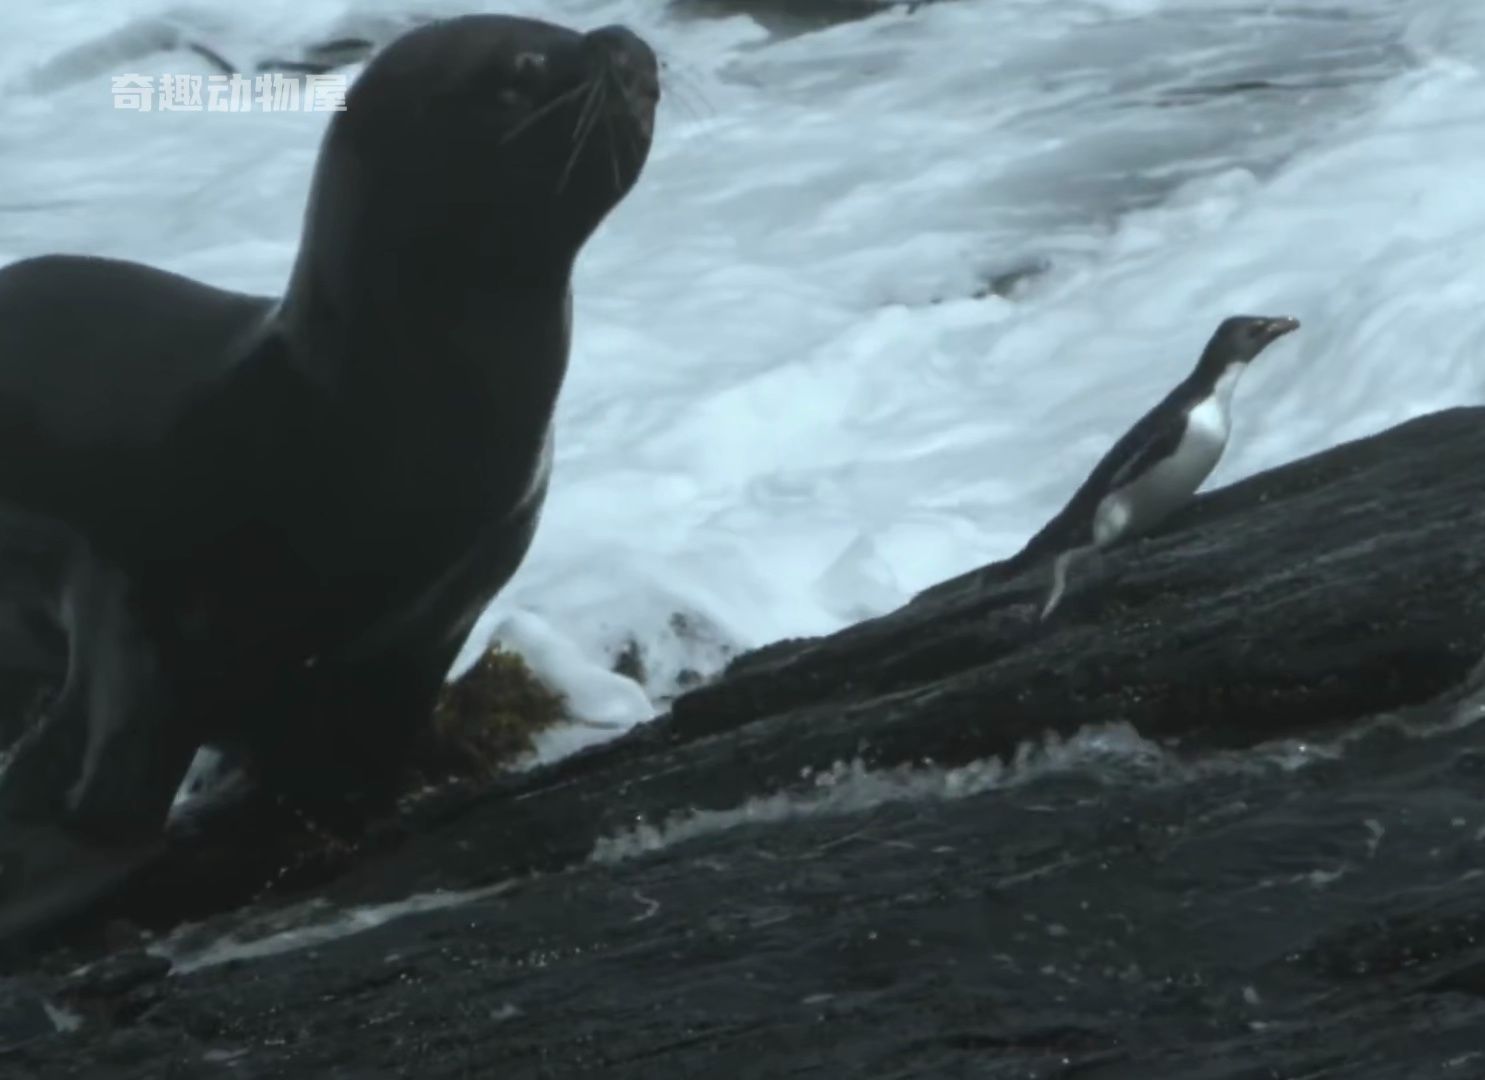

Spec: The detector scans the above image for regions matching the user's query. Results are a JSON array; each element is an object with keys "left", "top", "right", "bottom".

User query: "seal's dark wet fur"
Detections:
[{"left": 0, "top": 15, "right": 658, "bottom": 869}]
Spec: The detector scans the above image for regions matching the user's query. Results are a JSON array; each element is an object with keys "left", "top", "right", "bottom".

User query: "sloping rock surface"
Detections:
[{"left": 7, "top": 406, "right": 1485, "bottom": 1078}]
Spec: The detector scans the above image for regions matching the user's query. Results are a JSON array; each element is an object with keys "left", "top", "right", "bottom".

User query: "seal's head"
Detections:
[
  {"left": 295, "top": 15, "right": 659, "bottom": 298},
  {"left": 1203, "top": 315, "right": 1300, "bottom": 368}
]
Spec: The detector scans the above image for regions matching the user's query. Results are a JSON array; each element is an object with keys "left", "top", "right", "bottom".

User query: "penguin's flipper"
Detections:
[{"left": 1104, "top": 409, "right": 1189, "bottom": 494}]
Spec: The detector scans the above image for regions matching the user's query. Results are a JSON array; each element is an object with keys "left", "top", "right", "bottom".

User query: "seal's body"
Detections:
[
  {"left": 1034, "top": 315, "right": 1300, "bottom": 618},
  {"left": 0, "top": 15, "right": 659, "bottom": 841}
]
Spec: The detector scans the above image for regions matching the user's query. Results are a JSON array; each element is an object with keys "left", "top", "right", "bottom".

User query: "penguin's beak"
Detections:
[{"left": 1261, "top": 316, "right": 1300, "bottom": 342}]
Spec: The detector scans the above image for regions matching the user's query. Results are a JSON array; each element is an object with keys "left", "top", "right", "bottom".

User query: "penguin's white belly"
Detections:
[{"left": 1093, "top": 397, "right": 1229, "bottom": 547}]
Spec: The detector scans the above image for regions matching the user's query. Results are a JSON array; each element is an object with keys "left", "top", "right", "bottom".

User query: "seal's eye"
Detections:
[
  {"left": 511, "top": 52, "right": 547, "bottom": 81},
  {"left": 491, "top": 51, "right": 546, "bottom": 115}
]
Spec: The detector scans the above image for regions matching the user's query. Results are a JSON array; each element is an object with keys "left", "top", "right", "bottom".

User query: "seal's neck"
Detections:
[
  {"left": 277, "top": 138, "right": 577, "bottom": 410},
  {"left": 280, "top": 252, "right": 571, "bottom": 395},
  {"left": 277, "top": 250, "right": 571, "bottom": 519}
]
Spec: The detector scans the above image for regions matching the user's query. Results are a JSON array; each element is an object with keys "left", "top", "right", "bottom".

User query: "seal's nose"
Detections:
[{"left": 583, "top": 25, "right": 660, "bottom": 104}]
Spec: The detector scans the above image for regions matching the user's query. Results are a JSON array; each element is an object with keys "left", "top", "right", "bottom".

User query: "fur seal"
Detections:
[
  {"left": 1035, "top": 315, "right": 1299, "bottom": 618},
  {"left": 0, "top": 15, "right": 659, "bottom": 851}
]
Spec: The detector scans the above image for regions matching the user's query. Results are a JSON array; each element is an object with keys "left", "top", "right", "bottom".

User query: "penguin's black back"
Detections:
[{"left": 1012, "top": 372, "right": 1212, "bottom": 564}]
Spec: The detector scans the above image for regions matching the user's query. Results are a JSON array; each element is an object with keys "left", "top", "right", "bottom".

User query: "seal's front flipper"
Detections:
[
  {"left": 0, "top": 504, "right": 188, "bottom": 843},
  {"left": 60, "top": 574, "right": 186, "bottom": 840}
]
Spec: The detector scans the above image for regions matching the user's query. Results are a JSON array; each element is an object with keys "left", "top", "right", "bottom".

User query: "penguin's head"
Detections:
[{"left": 1207, "top": 315, "right": 1300, "bottom": 368}]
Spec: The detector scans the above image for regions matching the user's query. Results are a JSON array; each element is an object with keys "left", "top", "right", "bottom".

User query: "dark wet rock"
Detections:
[
  {"left": 62, "top": 950, "right": 170, "bottom": 1000},
  {"left": 0, "top": 979, "right": 56, "bottom": 1053},
  {"left": 8, "top": 406, "right": 1485, "bottom": 1077},
  {"left": 669, "top": 0, "right": 950, "bottom": 38},
  {"left": 254, "top": 37, "right": 380, "bottom": 77},
  {"left": 605, "top": 612, "right": 738, "bottom": 704},
  {"left": 611, "top": 638, "right": 647, "bottom": 684}
]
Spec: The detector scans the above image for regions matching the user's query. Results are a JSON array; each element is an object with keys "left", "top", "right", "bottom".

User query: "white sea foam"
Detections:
[
  {"left": 41, "top": 1000, "right": 83, "bottom": 1034},
  {"left": 591, "top": 723, "right": 1170, "bottom": 864},
  {"left": 152, "top": 879, "right": 515, "bottom": 975},
  {"left": 0, "top": 0, "right": 1477, "bottom": 765},
  {"left": 591, "top": 685, "right": 1485, "bottom": 865}
]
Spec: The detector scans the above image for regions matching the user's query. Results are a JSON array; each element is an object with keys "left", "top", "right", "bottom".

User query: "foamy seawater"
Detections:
[{"left": 0, "top": 0, "right": 1480, "bottom": 758}]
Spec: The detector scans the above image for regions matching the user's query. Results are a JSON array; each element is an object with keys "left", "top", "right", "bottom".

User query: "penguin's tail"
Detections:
[{"left": 911, "top": 507, "right": 1078, "bottom": 607}]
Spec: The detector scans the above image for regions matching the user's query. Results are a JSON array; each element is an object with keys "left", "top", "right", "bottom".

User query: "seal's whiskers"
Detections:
[{"left": 558, "top": 77, "right": 608, "bottom": 193}]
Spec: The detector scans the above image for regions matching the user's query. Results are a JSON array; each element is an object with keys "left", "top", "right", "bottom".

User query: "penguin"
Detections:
[{"left": 1033, "top": 314, "right": 1300, "bottom": 619}]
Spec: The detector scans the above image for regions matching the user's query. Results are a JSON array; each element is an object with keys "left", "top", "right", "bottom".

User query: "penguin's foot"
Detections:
[{"left": 1039, "top": 550, "right": 1077, "bottom": 621}]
